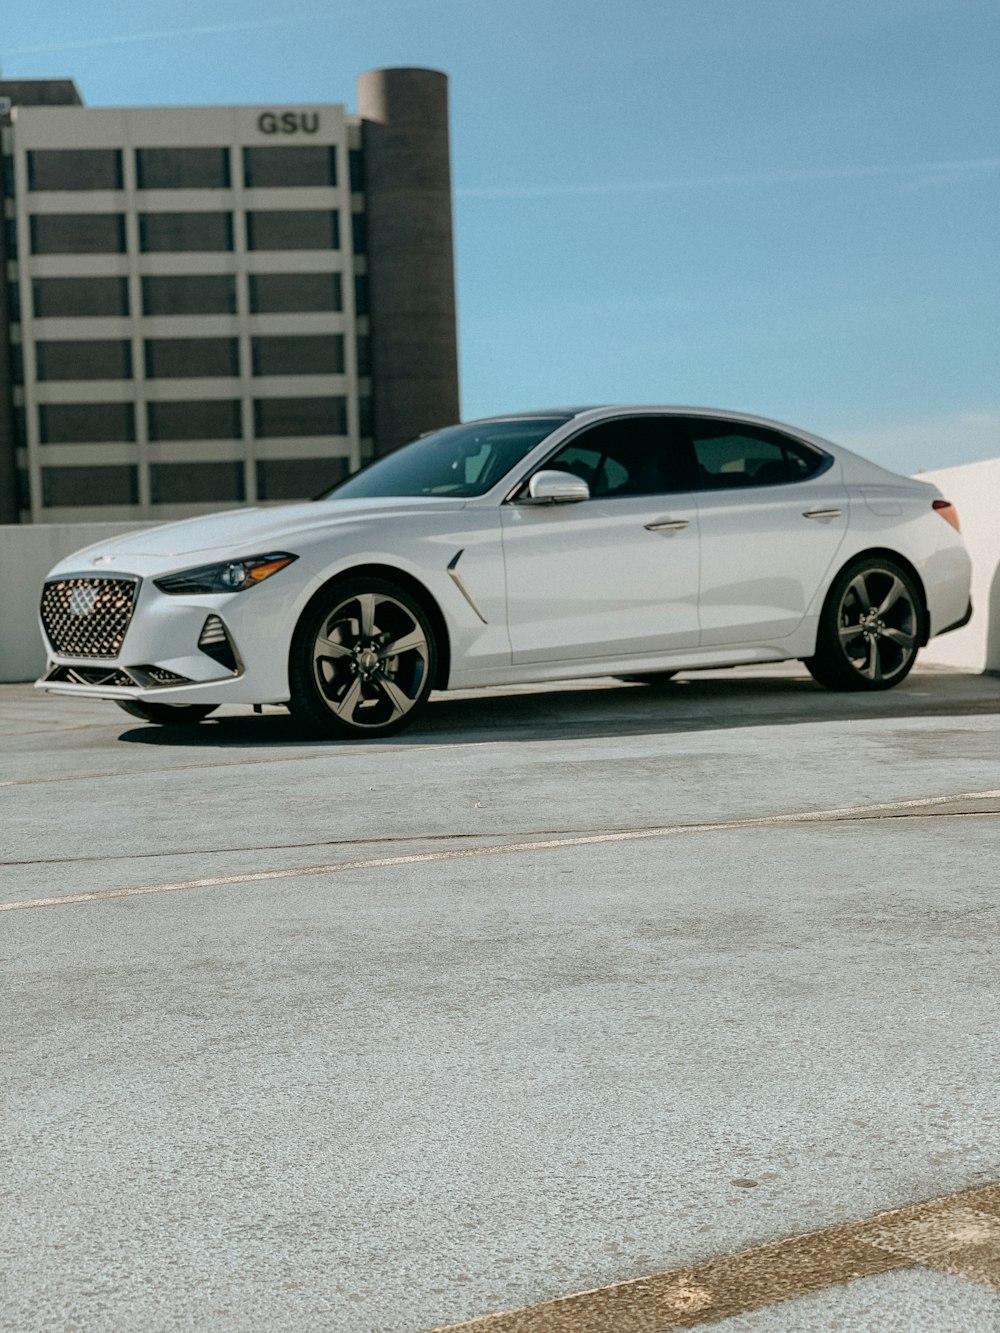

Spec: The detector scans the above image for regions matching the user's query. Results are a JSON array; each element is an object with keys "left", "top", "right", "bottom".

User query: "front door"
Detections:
[{"left": 501, "top": 416, "right": 701, "bottom": 664}]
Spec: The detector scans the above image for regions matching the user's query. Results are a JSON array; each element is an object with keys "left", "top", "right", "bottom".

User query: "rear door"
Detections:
[{"left": 679, "top": 417, "right": 850, "bottom": 645}]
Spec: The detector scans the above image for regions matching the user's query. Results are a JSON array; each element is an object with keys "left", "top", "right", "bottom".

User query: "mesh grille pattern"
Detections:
[
  {"left": 40, "top": 577, "right": 139, "bottom": 658},
  {"left": 142, "top": 666, "right": 192, "bottom": 685},
  {"left": 45, "top": 664, "right": 136, "bottom": 687}
]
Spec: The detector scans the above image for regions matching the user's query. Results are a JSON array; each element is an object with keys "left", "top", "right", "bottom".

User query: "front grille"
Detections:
[
  {"left": 45, "top": 664, "right": 135, "bottom": 688},
  {"left": 40, "top": 576, "right": 139, "bottom": 659},
  {"left": 139, "top": 666, "right": 192, "bottom": 686}
]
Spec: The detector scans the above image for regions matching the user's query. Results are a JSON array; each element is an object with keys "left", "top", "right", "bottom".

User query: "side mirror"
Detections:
[{"left": 521, "top": 469, "right": 590, "bottom": 505}]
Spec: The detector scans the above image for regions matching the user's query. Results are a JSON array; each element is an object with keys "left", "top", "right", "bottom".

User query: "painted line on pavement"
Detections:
[
  {"left": 429, "top": 1181, "right": 1000, "bottom": 1331},
  {"left": 2, "top": 787, "right": 998, "bottom": 914}
]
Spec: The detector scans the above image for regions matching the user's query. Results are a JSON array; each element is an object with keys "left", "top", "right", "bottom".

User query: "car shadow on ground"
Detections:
[{"left": 115, "top": 670, "right": 1000, "bottom": 750}]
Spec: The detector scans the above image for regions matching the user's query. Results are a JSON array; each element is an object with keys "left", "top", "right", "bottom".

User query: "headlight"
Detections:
[{"left": 154, "top": 552, "right": 298, "bottom": 595}]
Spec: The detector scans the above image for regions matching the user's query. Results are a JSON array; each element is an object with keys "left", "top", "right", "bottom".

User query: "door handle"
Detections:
[
  {"left": 802, "top": 508, "right": 842, "bottom": 521},
  {"left": 644, "top": 518, "right": 689, "bottom": 532}
]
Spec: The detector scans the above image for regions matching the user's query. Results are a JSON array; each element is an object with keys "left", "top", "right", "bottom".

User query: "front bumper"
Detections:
[{"left": 35, "top": 571, "right": 295, "bottom": 705}]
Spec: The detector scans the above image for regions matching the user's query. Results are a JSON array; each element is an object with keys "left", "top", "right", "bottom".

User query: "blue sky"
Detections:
[{"left": 5, "top": 0, "right": 999, "bottom": 471}]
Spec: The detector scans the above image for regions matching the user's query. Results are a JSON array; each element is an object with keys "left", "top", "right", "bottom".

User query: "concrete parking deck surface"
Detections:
[{"left": 2, "top": 665, "right": 1000, "bottom": 1331}]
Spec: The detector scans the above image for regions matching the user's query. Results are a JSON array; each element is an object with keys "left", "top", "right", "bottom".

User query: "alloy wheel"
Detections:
[
  {"left": 835, "top": 567, "right": 919, "bottom": 684},
  {"left": 311, "top": 590, "right": 431, "bottom": 729}
]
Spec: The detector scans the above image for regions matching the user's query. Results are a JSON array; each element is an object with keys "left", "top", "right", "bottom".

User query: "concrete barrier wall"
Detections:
[
  {"left": 0, "top": 523, "right": 156, "bottom": 682},
  {"left": 915, "top": 457, "right": 1000, "bottom": 673},
  {"left": 2, "top": 460, "right": 998, "bottom": 682}
]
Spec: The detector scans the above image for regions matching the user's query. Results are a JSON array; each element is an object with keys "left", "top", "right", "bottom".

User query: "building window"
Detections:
[
  {"left": 355, "top": 335, "right": 371, "bottom": 376},
  {"left": 41, "top": 465, "right": 138, "bottom": 507},
  {"left": 30, "top": 213, "right": 126, "bottom": 255},
  {"left": 251, "top": 334, "right": 345, "bottom": 377},
  {"left": 348, "top": 148, "right": 365, "bottom": 192},
  {"left": 354, "top": 273, "right": 369, "bottom": 315},
  {"left": 36, "top": 340, "right": 133, "bottom": 382},
  {"left": 256, "top": 457, "right": 349, "bottom": 500},
  {"left": 38, "top": 402, "right": 136, "bottom": 444},
  {"left": 141, "top": 274, "right": 237, "bottom": 316},
  {"left": 5, "top": 218, "right": 18, "bottom": 258},
  {"left": 28, "top": 149, "right": 123, "bottom": 192},
  {"left": 139, "top": 212, "right": 233, "bottom": 253},
  {"left": 8, "top": 282, "right": 21, "bottom": 321},
  {"left": 248, "top": 271, "right": 342, "bottom": 313},
  {"left": 147, "top": 399, "right": 242, "bottom": 441},
  {"left": 149, "top": 461, "right": 245, "bottom": 504},
  {"left": 144, "top": 337, "right": 239, "bottom": 379},
  {"left": 254, "top": 396, "right": 347, "bottom": 437},
  {"left": 33, "top": 276, "right": 130, "bottom": 318},
  {"left": 358, "top": 395, "right": 373, "bottom": 438},
  {"left": 243, "top": 145, "right": 337, "bottom": 189},
  {"left": 245, "top": 210, "right": 339, "bottom": 251},
  {"left": 10, "top": 345, "right": 24, "bottom": 385},
  {"left": 351, "top": 213, "right": 367, "bottom": 255},
  {"left": 135, "top": 147, "right": 231, "bottom": 190}
]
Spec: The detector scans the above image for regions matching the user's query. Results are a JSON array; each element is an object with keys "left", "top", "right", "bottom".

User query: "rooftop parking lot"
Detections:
[{"left": 3, "top": 665, "right": 1000, "bottom": 1331}]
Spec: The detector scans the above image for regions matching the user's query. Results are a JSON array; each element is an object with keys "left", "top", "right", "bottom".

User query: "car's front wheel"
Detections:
[
  {"left": 804, "top": 557, "right": 923, "bottom": 691},
  {"left": 117, "top": 701, "right": 218, "bottom": 725},
  {"left": 288, "top": 578, "right": 437, "bottom": 739}
]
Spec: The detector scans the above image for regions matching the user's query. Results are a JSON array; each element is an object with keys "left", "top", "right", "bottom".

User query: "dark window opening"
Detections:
[
  {"left": 30, "top": 213, "right": 126, "bottom": 255},
  {"left": 147, "top": 399, "right": 242, "bottom": 441},
  {"left": 257, "top": 457, "right": 349, "bottom": 500},
  {"left": 254, "top": 396, "right": 347, "bottom": 437},
  {"left": 251, "top": 334, "right": 344, "bottom": 376},
  {"left": 41, "top": 465, "right": 138, "bottom": 507},
  {"left": 139, "top": 212, "right": 233, "bottom": 252},
  {"left": 150, "top": 461, "right": 245, "bottom": 504},
  {"left": 36, "top": 340, "right": 132, "bottom": 381},
  {"left": 28, "top": 149, "right": 123, "bottom": 191},
  {"left": 243, "top": 145, "right": 337, "bottom": 188},
  {"left": 141, "top": 274, "right": 237, "bottom": 316},
  {"left": 39, "top": 401, "right": 136, "bottom": 444},
  {"left": 33, "top": 276, "right": 129, "bottom": 318},
  {"left": 136, "top": 147, "right": 231, "bottom": 190},
  {"left": 248, "top": 271, "right": 342, "bottom": 313},
  {"left": 144, "top": 338, "right": 239, "bottom": 379},
  {"left": 246, "top": 209, "right": 339, "bottom": 251}
]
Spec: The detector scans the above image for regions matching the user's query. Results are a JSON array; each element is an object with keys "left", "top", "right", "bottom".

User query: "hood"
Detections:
[{"left": 67, "top": 497, "right": 468, "bottom": 563}]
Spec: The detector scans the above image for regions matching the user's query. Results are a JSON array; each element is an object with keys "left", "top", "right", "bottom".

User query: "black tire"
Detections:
[
  {"left": 288, "top": 577, "right": 437, "bottom": 739},
  {"left": 804, "top": 556, "right": 923, "bottom": 692},
  {"left": 117, "top": 700, "right": 217, "bottom": 725},
  {"left": 616, "top": 671, "right": 678, "bottom": 686}
]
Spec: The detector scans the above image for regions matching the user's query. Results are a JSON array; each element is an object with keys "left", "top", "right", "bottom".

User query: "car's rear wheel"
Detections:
[
  {"left": 117, "top": 701, "right": 217, "bottom": 725},
  {"left": 288, "top": 577, "right": 437, "bottom": 739},
  {"left": 804, "top": 557, "right": 922, "bottom": 691}
]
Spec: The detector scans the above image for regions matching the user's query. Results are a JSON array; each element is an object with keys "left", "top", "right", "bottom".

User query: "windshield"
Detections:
[{"left": 319, "top": 417, "right": 571, "bottom": 499}]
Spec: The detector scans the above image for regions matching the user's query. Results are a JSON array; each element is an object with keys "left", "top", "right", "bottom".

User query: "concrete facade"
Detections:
[
  {"left": 916, "top": 456, "right": 1000, "bottom": 674},
  {"left": 0, "top": 71, "right": 460, "bottom": 524}
]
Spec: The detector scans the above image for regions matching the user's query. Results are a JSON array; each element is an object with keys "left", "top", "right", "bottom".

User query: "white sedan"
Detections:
[{"left": 36, "top": 406, "right": 972, "bottom": 739}]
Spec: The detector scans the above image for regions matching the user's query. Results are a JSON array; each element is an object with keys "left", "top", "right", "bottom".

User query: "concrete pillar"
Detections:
[{"left": 356, "top": 68, "right": 460, "bottom": 457}]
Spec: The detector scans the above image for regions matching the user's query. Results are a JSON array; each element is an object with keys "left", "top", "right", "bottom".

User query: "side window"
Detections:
[
  {"left": 544, "top": 417, "right": 695, "bottom": 498},
  {"left": 685, "top": 420, "right": 826, "bottom": 489}
]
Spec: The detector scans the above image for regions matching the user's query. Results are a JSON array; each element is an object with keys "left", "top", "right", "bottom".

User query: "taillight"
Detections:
[{"left": 932, "top": 499, "right": 961, "bottom": 532}]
